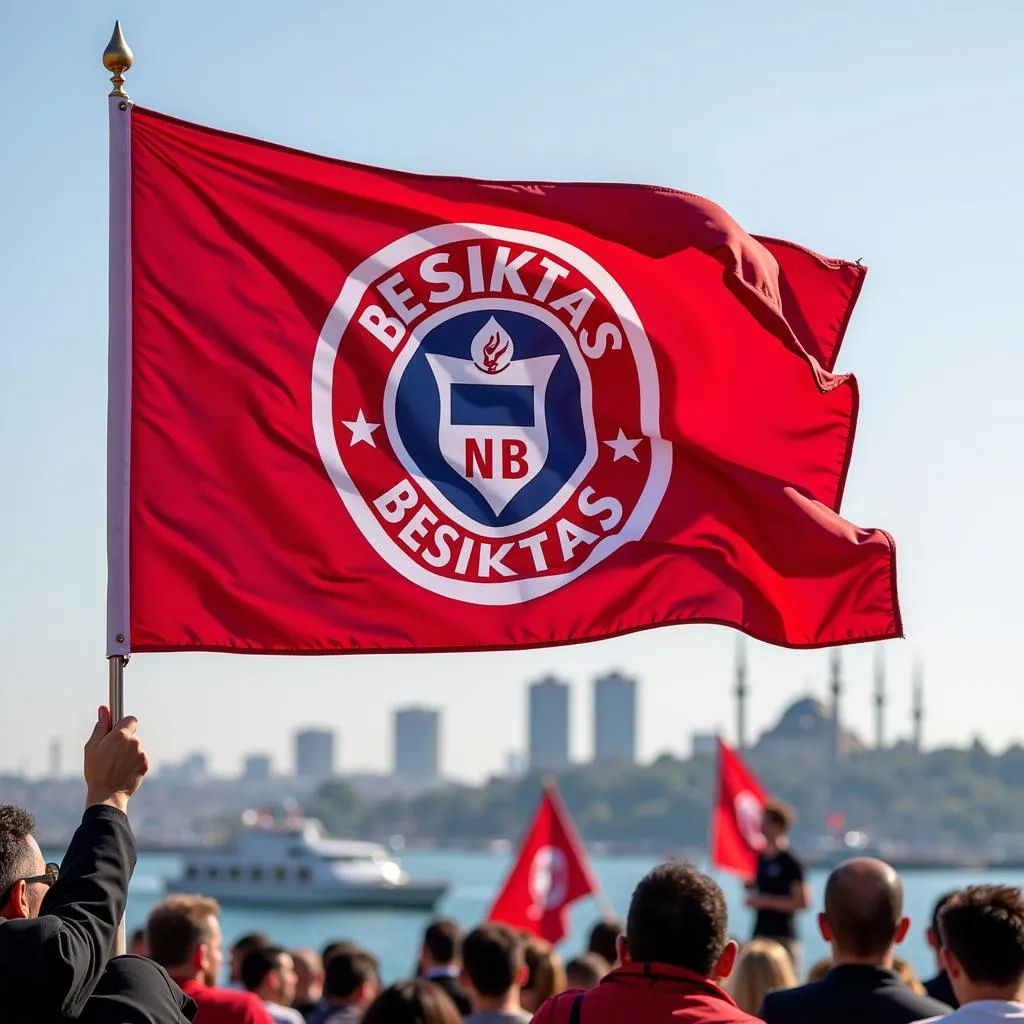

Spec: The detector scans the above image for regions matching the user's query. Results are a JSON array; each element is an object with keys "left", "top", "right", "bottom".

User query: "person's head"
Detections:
[
  {"left": 322, "top": 939, "right": 360, "bottom": 970},
  {"left": 0, "top": 805, "right": 54, "bottom": 921},
  {"left": 621, "top": 862, "right": 736, "bottom": 980},
  {"left": 939, "top": 885, "right": 1024, "bottom": 1004},
  {"left": 242, "top": 946, "right": 298, "bottom": 1007},
  {"left": 586, "top": 918, "right": 622, "bottom": 968},
  {"left": 129, "top": 927, "right": 148, "bottom": 957},
  {"left": 362, "top": 979, "right": 462, "bottom": 1024},
  {"left": 926, "top": 889, "right": 959, "bottom": 963},
  {"left": 819, "top": 858, "right": 908, "bottom": 964},
  {"left": 565, "top": 953, "right": 608, "bottom": 990},
  {"left": 229, "top": 932, "right": 271, "bottom": 984},
  {"left": 727, "top": 939, "right": 798, "bottom": 1015},
  {"left": 146, "top": 895, "right": 223, "bottom": 985},
  {"left": 324, "top": 949, "right": 380, "bottom": 1009},
  {"left": 521, "top": 935, "right": 566, "bottom": 1013},
  {"left": 421, "top": 918, "right": 463, "bottom": 971},
  {"left": 806, "top": 958, "right": 832, "bottom": 982},
  {"left": 891, "top": 956, "right": 925, "bottom": 995},
  {"left": 291, "top": 948, "right": 324, "bottom": 1005},
  {"left": 761, "top": 801, "right": 795, "bottom": 846},
  {"left": 461, "top": 924, "right": 528, "bottom": 1009}
]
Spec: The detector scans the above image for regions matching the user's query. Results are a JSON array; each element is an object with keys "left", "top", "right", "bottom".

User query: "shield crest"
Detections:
[{"left": 425, "top": 318, "right": 558, "bottom": 517}]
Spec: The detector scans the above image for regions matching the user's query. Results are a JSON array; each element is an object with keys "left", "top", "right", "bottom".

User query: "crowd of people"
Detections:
[{"left": 3, "top": 711, "right": 1024, "bottom": 1023}]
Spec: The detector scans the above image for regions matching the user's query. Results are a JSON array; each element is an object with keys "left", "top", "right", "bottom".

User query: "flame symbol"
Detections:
[{"left": 482, "top": 332, "right": 510, "bottom": 374}]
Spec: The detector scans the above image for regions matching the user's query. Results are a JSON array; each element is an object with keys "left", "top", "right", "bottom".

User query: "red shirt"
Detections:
[
  {"left": 177, "top": 979, "right": 274, "bottom": 1024},
  {"left": 533, "top": 963, "right": 762, "bottom": 1024}
]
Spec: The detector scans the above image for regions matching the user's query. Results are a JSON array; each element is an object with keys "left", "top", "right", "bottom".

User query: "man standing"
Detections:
[
  {"left": 923, "top": 890, "right": 960, "bottom": 1008},
  {"left": 758, "top": 858, "right": 950, "bottom": 1024},
  {"left": 918, "top": 885, "right": 1024, "bottom": 1023},
  {"left": 147, "top": 894, "right": 273, "bottom": 1024},
  {"left": 419, "top": 919, "right": 472, "bottom": 1015},
  {"left": 242, "top": 947, "right": 304, "bottom": 1024},
  {"left": 461, "top": 924, "right": 532, "bottom": 1024},
  {"left": 0, "top": 704, "right": 192, "bottom": 1024},
  {"left": 532, "top": 862, "right": 760, "bottom": 1024},
  {"left": 745, "top": 801, "right": 809, "bottom": 973}
]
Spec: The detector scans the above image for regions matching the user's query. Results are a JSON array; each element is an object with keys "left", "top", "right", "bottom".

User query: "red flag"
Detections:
[
  {"left": 110, "top": 105, "right": 902, "bottom": 657},
  {"left": 711, "top": 738, "right": 768, "bottom": 878},
  {"left": 488, "top": 784, "right": 600, "bottom": 944}
]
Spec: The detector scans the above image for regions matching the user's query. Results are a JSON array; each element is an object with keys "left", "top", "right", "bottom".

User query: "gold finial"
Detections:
[{"left": 102, "top": 21, "right": 133, "bottom": 98}]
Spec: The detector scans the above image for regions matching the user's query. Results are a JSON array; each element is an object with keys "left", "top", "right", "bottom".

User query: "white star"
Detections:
[
  {"left": 604, "top": 428, "right": 642, "bottom": 462},
  {"left": 342, "top": 410, "right": 381, "bottom": 447}
]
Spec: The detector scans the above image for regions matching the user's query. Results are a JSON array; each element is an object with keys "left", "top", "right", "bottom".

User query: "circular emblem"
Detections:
[
  {"left": 528, "top": 845, "right": 568, "bottom": 917},
  {"left": 312, "top": 223, "right": 671, "bottom": 605},
  {"left": 734, "top": 790, "right": 766, "bottom": 850}
]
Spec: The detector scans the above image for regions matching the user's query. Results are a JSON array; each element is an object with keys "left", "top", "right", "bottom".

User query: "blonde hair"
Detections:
[
  {"left": 728, "top": 939, "right": 798, "bottom": 1014},
  {"left": 806, "top": 957, "right": 832, "bottom": 982},
  {"left": 892, "top": 956, "right": 925, "bottom": 995},
  {"left": 520, "top": 935, "right": 567, "bottom": 1013}
]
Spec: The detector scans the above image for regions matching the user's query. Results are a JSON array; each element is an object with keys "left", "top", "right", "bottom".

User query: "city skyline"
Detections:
[
  {"left": 2, "top": 4, "right": 1022, "bottom": 781},
  {"left": 25, "top": 652, "right": 942, "bottom": 784}
]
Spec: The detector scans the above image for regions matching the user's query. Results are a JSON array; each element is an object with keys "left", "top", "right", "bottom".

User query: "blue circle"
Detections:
[{"left": 394, "top": 308, "right": 587, "bottom": 529}]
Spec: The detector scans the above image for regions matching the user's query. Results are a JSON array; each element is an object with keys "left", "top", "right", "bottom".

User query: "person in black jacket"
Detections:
[
  {"left": 0, "top": 703, "right": 193, "bottom": 1024},
  {"left": 759, "top": 857, "right": 951, "bottom": 1024},
  {"left": 923, "top": 889, "right": 961, "bottom": 1008},
  {"left": 418, "top": 919, "right": 473, "bottom": 1016}
]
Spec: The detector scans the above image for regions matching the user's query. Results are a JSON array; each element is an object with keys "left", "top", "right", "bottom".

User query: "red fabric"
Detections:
[
  {"left": 126, "top": 106, "right": 900, "bottom": 654},
  {"left": 487, "top": 786, "right": 598, "bottom": 943},
  {"left": 177, "top": 980, "right": 273, "bottom": 1024},
  {"left": 710, "top": 739, "right": 768, "bottom": 878},
  {"left": 533, "top": 963, "right": 762, "bottom": 1024}
]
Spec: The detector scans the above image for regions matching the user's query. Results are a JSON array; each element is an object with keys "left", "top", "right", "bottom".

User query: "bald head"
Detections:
[{"left": 823, "top": 858, "right": 905, "bottom": 959}]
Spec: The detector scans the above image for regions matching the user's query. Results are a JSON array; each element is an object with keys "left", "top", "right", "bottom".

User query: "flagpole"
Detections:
[
  {"left": 103, "top": 18, "right": 134, "bottom": 959},
  {"left": 541, "top": 778, "right": 616, "bottom": 921}
]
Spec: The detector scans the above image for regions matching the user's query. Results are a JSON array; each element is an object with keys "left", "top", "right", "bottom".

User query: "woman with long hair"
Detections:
[
  {"left": 361, "top": 979, "right": 462, "bottom": 1024},
  {"left": 727, "top": 938, "right": 798, "bottom": 1015},
  {"left": 520, "top": 935, "right": 567, "bottom": 1014}
]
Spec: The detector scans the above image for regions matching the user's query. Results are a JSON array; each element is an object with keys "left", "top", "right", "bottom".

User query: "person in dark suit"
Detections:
[
  {"left": 418, "top": 919, "right": 473, "bottom": 1016},
  {"left": 0, "top": 704, "right": 193, "bottom": 1023},
  {"left": 759, "top": 857, "right": 951, "bottom": 1024},
  {"left": 923, "top": 889, "right": 961, "bottom": 1008}
]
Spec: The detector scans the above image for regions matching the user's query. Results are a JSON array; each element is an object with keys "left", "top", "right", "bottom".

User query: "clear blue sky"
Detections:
[{"left": 1, "top": 1, "right": 1022, "bottom": 782}]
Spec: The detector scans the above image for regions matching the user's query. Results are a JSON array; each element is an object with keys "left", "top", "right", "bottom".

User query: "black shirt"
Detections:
[
  {"left": 753, "top": 849, "right": 804, "bottom": 939},
  {"left": 923, "top": 968, "right": 959, "bottom": 1008}
]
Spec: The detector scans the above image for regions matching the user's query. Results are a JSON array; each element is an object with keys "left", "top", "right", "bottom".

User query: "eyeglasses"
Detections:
[{"left": 0, "top": 862, "right": 59, "bottom": 906}]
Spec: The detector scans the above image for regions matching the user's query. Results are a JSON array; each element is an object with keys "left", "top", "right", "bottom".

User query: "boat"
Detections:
[{"left": 165, "top": 815, "right": 448, "bottom": 909}]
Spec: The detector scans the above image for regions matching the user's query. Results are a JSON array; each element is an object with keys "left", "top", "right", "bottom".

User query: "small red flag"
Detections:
[
  {"left": 710, "top": 738, "right": 768, "bottom": 878},
  {"left": 112, "top": 107, "right": 902, "bottom": 657},
  {"left": 488, "top": 784, "right": 600, "bottom": 944}
]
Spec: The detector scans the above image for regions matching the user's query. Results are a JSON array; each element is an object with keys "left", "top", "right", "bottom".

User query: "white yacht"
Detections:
[{"left": 166, "top": 816, "right": 448, "bottom": 909}]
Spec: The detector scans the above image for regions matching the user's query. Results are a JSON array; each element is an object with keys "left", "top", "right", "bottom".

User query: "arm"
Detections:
[
  {"left": 0, "top": 706, "right": 147, "bottom": 1019},
  {"left": 0, "top": 806, "right": 136, "bottom": 1019},
  {"left": 745, "top": 881, "right": 809, "bottom": 913}
]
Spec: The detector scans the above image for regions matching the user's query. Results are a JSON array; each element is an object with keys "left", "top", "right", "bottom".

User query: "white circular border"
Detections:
[{"left": 312, "top": 222, "right": 673, "bottom": 607}]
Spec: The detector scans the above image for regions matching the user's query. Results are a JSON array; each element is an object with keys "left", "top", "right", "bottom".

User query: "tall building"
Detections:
[
  {"left": 48, "top": 738, "right": 62, "bottom": 780},
  {"left": 593, "top": 671, "right": 638, "bottom": 763},
  {"left": 295, "top": 729, "right": 335, "bottom": 780},
  {"left": 912, "top": 660, "right": 924, "bottom": 751},
  {"left": 829, "top": 649, "right": 844, "bottom": 763},
  {"left": 528, "top": 677, "right": 570, "bottom": 770},
  {"left": 242, "top": 754, "right": 272, "bottom": 782},
  {"left": 393, "top": 707, "right": 440, "bottom": 781}
]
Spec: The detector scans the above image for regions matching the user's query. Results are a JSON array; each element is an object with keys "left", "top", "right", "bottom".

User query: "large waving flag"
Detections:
[{"left": 106, "top": 105, "right": 900, "bottom": 657}]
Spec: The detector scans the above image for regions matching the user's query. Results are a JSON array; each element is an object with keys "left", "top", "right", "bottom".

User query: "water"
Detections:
[{"left": 123, "top": 851, "right": 1024, "bottom": 984}]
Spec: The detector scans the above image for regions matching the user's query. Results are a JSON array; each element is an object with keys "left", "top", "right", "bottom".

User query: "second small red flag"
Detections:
[
  {"left": 488, "top": 783, "right": 602, "bottom": 944},
  {"left": 710, "top": 738, "right": 768, "bottom": 879}
]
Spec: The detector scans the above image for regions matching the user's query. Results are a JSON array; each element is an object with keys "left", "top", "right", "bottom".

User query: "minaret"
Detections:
[
  {"left": 874, "top": 646, "right": 886, "bottom": 750},
  {"left": 734, "top": 637, "right": 748, "bottom": 751},
  {"left": 829, "top": 648, "right": 843, "bottom": 762},
  {"left": 912, "top": 660, "right": 924, "bottom": 751}
]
